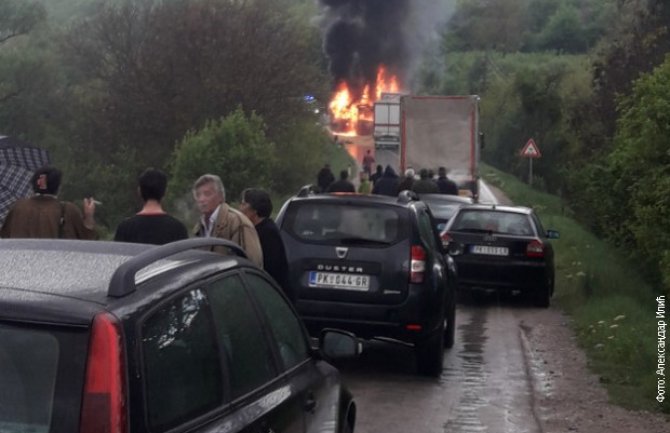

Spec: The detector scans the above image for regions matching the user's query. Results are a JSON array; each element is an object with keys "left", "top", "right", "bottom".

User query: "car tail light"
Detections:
[
  {"left": 526, "top": 239, "right": 545, "bottom": 258},
  {"left": 410, "top": 245, "right": 426, "bottom": 284},
  {"left": 80, "top": 313, "right": 127, "bottom": 433},
  {"left": 441, "top": 232, "right": 452, "bottom": 250}
]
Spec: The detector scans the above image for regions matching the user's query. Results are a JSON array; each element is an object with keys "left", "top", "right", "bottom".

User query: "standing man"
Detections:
[
  {"left": 114, "top": 168, "right": 188, "bottom": 245},
  {"left": 239, "top": 188, "right": 292, "bottom": 301},
  {"left": 327, "top": 170, "right": 356, "bottom": 193},
  {"left": 316, "top": 163, "right": 335, "bottom": 193},
  {"left": 1, "top": 165, "right": 96, "bottom": 239},
  {"left": 411, "top": 168, "right": 439, "bottom": 194},
  {"left": 193, "top": 174, "right": 263, "bottom": 267},
  {"left": 362, "top": 149, "right": 375, "bottom": 176},
  {"left": 372, "top": 165, "right": 400, "bottom": 196},
  {"left": 436, "top": 166, "right": 459, "bottom": 195}
]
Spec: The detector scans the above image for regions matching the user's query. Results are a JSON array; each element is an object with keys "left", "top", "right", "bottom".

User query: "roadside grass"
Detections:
[{"left": 481, "top": 163, "right": 668, "bottom": 414}]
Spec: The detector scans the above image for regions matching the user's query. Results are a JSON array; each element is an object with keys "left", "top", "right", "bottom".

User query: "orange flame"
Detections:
[{"left": 329, "top": 65, "right": 401, "bottom": 136}]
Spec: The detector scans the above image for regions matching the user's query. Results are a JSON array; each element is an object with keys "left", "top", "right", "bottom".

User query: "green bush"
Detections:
[{"left": 168, "top": 108, "right": 275, "bottom": 214}]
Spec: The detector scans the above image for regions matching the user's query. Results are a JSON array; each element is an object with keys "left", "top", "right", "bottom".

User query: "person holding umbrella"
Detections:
[{"left": 0, "top": 166, "right": 97, "bottom": 239}]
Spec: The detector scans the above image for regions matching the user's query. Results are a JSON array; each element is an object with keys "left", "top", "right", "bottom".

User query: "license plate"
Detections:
[
  {"left": 471, "top": 245, "right": 509, "bottom": 256},
  {"left": 308, "top": 272, "right": 370, "bottom": 291}
]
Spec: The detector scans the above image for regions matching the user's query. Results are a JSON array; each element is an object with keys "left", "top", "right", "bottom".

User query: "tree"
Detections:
[
  {"left": 0, "top": 0, "right": 45, "bottom": 45},
  {"left": 168, "top": 108, "right": 276, "bottom": 218},
  {"left": 604, "top": 58, "right": 670, "bottom": 293},
  {"left": 52, "top": 0, "right": 329, "bottom": 228}
]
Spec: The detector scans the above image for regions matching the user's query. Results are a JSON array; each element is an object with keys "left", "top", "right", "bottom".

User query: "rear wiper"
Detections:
[{"left": 338, "top": 237, "right": 391, "bottom": 246}]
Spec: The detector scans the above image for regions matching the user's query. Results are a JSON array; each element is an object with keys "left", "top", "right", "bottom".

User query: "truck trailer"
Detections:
[{"left": 373, "top": 94, "right": 483, "bottom": 198}]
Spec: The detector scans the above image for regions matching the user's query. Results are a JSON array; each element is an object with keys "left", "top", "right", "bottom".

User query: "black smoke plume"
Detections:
[{"left": 319, "top": 0, "right": 410, "bottom": 100}]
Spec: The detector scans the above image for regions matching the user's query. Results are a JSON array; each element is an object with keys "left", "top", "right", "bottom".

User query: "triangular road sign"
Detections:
[{"left": 521, "top": 138, "right": 542, "bottom": 158}]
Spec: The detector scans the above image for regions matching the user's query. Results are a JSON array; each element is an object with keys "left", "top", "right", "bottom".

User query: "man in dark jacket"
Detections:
[
  {"left": 436, "top": 166, "right": 459, "bottom": 195},
  {"left": 316, "top": 164, "right": 335, "bottom": 192},
  {"left": 239, "top": 188, "right": 292, "bottom": 301},
  {"left": 411, "top": 168, "right": 439, "bottom": 194},
  {"left": 397, "top": 168, "right": 416, "bottom": 192},
  {"left": 372, "top": 165, "right": 400, "bottom": 196},
  {"left": 370, "top": 164, "right": 383, "bottom": 185},
  {"left": 327, "top": 170, "right": 356, "bottom": 193}
]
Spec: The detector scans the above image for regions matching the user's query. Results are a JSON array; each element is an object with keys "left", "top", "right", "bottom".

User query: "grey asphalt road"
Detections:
[{"left": 334, "top": 299, "right": 545, "bottom": 433}]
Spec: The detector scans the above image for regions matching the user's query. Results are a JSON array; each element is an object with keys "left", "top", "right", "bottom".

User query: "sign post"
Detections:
[{"left": 520, "top": 138, "right": 542, "bottom": 186}]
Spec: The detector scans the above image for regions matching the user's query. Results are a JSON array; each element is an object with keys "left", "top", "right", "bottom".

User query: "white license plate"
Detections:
[
  {"left": 308, "top": 272, "right": 371, "bottom": 291},
  {"left": 471, "top": 245, "right": 509, "bottom": 256}
]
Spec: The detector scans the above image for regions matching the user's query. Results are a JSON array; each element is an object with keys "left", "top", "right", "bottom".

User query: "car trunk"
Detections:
[{"left": 281, "top": 201, "right": 412, "bottom": 305}]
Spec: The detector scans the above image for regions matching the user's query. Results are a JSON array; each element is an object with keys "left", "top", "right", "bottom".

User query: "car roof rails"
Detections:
[
  {"left": 297, "top": 184, "right": 318, "bottom": 197},
  {"left": 108, "top": 238, "right": 248, "bottom": 298},
  {"left": 397, "top": 190, "right": 418, "bottom": 204}
]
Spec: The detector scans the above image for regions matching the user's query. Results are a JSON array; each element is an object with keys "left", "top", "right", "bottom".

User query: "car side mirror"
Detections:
[
  {"left": 319, "top": 329, "right": 362, "bottom": 360},
  {"left": 546, "top": 229, "right": 560, "bottom": 239}
]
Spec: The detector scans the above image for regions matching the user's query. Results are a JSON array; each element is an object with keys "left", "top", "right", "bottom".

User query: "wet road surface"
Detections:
[{"left": 336, "top": 298, "right": 545, "bottom": 433}]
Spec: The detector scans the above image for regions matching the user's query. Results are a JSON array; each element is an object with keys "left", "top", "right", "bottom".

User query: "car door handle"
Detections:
[{"left": 304, "top": 393, "right": 317, "bottom": 413}]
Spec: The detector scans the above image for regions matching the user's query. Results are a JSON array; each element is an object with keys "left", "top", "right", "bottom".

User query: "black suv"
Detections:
[
  {"left": 0, "top": 238, "right": 358, "bottom": 433},
  {"left": 276, "top": 190, "right": 457, "bottom": 376}
]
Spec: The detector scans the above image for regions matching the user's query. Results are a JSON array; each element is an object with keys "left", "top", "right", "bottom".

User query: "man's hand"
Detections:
[{"left": 83, "top": 198, "right": 96, "bottom": 230}]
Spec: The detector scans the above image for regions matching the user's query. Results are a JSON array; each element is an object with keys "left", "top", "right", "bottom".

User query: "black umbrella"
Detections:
[{"left": 0, "top": 135, "right": 51, "bottom": 224}]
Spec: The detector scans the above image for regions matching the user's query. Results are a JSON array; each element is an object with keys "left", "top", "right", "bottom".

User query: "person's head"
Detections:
[
  {"left": 339, "top": 170, "right": 348, "bottom": 180},
  {"left": 375, "top": 164, "right": 383, "bottom": 174},
  {"left": 438, "top": 166, "right": 447, "bottom": 177},
  {"left": 360, "top": 171, "right": 369, "bottom": 181},
  {"left": 240, "top": 188, "right": 272, "bottom": 223},
  {"left": 31, "top": 166, "right": 62, "bottom": 195},
  {"left": 404, "top": 168, "right": 415, "bottom": 178},
  {"left": 366, "top": 149, "right": 371, "bottom": 155},
  {"left": 138, "top": 168, "right": 167, "bottom": 202},
  {"left": 193, "top": 174, "right": 225, "bottom": 216},
  {"left": 419, "top": 168, "right": 430, "bottom": 180}
]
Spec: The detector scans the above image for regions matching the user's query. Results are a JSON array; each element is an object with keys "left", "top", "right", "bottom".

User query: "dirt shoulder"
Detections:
[
  {"left": 521, "top": 309, "right": 669, "bottom": 433},
  {"left": 486, "top": 181, "right": 669, "bottom": 432}
]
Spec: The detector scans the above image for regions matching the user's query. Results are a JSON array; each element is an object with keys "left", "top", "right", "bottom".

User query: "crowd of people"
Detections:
[
  {"left": 316, "top": 160, "right": 461, "bottom": 197},
  {"left": 0, "top": 156, "right": 460, "bottom": 302},
  {"left": 0, "top": 165, "right": 292, "bottom": 301}
]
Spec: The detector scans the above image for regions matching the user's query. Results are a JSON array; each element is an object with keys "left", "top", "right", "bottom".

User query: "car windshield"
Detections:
[
  {"left": 287, "top": 203, "right": 405, "bottom": 244},
  {"left": 0, "top": 325, "right": 59, "bottom": 433},
  {"left": 451, "top": 210, "right": 534, "bottom": 236}
]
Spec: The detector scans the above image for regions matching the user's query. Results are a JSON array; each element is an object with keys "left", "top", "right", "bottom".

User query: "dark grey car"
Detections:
[
  {"left": 276, "top": 191, "right": 458, "bottom": 377},
  {"left": 440, "top": 204, "right": 559, "bottom": 307},
  {"left": 0, "top": 238, "right": 358, "bottom": 433}
]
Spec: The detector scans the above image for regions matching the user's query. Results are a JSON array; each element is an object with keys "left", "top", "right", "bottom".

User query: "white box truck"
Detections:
[{"left": 374, "top": 94, "right": 483, "bottom": 198}]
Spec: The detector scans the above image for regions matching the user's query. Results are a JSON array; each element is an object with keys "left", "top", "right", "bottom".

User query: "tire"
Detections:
[
  {"left": 444, "top": 300, "right": 456, "bottom": 349},
  {"left": 416, "top": 324, "right": 445, "bottom": 377}
]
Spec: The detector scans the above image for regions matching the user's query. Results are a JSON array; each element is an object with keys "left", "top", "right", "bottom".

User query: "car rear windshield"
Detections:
[
  {"left": 422, "top": 201, "right": 462, "bottom": 221},
  {"left": 284, "top": 202, "right": 407, "bottom": 245},
  {"left": 0, "top": 324, "right": 60, "bottom": 433},
  {"left": 451, "top": 210, "right": 534, "bottom": 236}
]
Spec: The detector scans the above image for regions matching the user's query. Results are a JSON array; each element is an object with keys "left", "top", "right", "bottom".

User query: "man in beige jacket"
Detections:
[{"left": 192, "top": 174, "right": 263, "bottom": 268}]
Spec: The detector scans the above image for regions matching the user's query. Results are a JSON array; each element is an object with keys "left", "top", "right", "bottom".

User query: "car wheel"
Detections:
[
  {"left": 444, "top": 300, "right": 456, "bottom": 349},
  {"left": 416, "top": 323, "right": 445, "bottom": 377}
]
